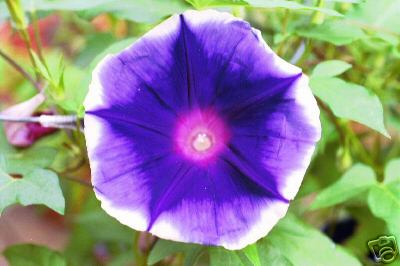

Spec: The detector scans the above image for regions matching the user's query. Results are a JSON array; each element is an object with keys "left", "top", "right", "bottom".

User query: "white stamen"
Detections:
[{"left": 192, "top": 132, "right": 213, "bottom": 152}]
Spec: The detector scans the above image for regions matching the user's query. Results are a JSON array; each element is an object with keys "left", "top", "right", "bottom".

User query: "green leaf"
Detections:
[
  {"left": 384, "top": 158, "right": 400, "bottom": 184},
  {"left": 88, "top": 37, "right": 137, "bottom": 72},
  {"left": 327, "top": 0, "right": 362, "bottom": 2},
  {"left": 84, "top": 0, "right": 187, "bottom": 23},
  {"left": 29, "top": 52, "right": 85, "bottom": 113},
  {"left": 21, "top": 0, "right": 111, "bottom": 11},
  {"left": 247, "top": 0, "right": 343, "bottom": 17},
  {"left": 310, "top": 77, "right": 390, "bottom": 137},
  {"left": 185, "top": 0, "right": 342, "bottom": 16},
  {"left": 4, "top": 147, "right": 57, "bottom": 174},
  {"left": 311, "top": 60, "right": 352, "bottom": 78},
  {"left": 242, "top": 244, "right": 261, "bottom": 266},
  {"left": 183, "top": 247, "right": 204, "bottom": 266},
  {"left": 75, "top": 209, "right": 133, "bottom": 243},
  {"left": 310, "top": 164, "right": 377, "bottom": 209},
  {"left": 0, "top": 165, "right": 65, "bottom": 215},
  {"left": 209, "top": 247, "right": 261, "bottom": 266},
  {"left": 56, "top": 63, "right": 86, "bottom": 113},
  {"left": 0, "top": 124, "right": 15, "bottom": 154},
  {"left": 368, "top": 183, "right": 400, "bottom": 240},
  {"left": 75, "top": 33, "right": 116, "bottom": 68},
  {"left": 258, "top": 214, "right": 362, "bottom": 266},
  {"left": 0, "top": 155, "right": 6, "bottom": 169},
  {"left": 346, "top": 0, "right": 400, "bottom": 35},
  {"left": 257, "top": 241, "right": 294, "bottom": 266},
  {"left": 369, "top": 158, "right": 400, "bottom": 240},
  {"left": 344, "top": 207, "right": 387, "bottom": 259},
  {"left": 1, "top": 0, "right": 187, "bottom": 24},
  {"left": 3, "top": 244, "right": 67, "bottom": 266},
  {"left": 185, "top": 0, "right": 247, "bottom": 8},
  {"left": 209, "top": 247, "right": 245, "bottom": 266},
  {"left": 297, "top": 20, "right": 366, "bottom": 45},
  {"left": 148, "top": 239, "right": 202, "bottom": 265},
  {"left": 31, "top": 50, "right": 52, "bottom": 81}
]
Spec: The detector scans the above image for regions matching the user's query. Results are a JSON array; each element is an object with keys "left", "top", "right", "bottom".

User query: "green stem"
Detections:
[
  {"left": 276, "top": 10, "right": 291, "bottom": 56},
  {"left": 281, "top": 9, "right": 290, "bottom": 34},
  {"left": 30, "top": 10, "right": 51, "bottom": 79},
  {"left": 311, "top": 0, "right": 325, "bottom": 25},
  {"left": 133, "top": 233, "right": 146, "bottom": 266},
  {"left": 5, "top": 0, "right": 40, "bottom": 80},
  {"left": 60, "top": 175, "right": 91, "bottom": 187},
  {"left": 0, "top": 48, "right": 41, "bottom": 91},
  {"left": 18, "top": 29, "right": 41, "bottom": 80},
  {"left": 317, "top": 99, "right": 346, "bottom": 145},
  {"left": 344, "top": 124, "right": 376, "bottom": 168},
  {"left": 318, "top": 99, "right": 378, "bottom": 173},
  {"left": 232, "top": 6, "right": 243, "bottom": 18}
]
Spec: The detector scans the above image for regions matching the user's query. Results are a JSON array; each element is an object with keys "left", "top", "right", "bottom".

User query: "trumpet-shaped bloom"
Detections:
[
  {"left": 2, "top": 94, "right": 56, "bottom": 148},
  {"left": 84, "top": 10, "right": 321, "bottom": 250}
]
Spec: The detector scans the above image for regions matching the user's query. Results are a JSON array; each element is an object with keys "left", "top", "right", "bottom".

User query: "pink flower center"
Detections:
[{"left": 174, "top": 109, "right": 230, "bottom": 164}]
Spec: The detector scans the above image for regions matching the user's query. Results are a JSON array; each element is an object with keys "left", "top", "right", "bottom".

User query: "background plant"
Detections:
[{"left": 0, "top": 0, "right": 399, "bottom": 265}]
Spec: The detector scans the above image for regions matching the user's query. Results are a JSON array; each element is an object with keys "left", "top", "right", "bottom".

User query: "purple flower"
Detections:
[{"left": 84, "top": 10, "right": 321, "bottom": 249}]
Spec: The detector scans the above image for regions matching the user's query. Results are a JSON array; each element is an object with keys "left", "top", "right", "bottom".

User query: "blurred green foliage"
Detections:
[
  {"left": 0, "top": 0, "right": 399, "bottom": 265},
  {"left": 3, "top": 244, "right": 67, "bottom": 266}
]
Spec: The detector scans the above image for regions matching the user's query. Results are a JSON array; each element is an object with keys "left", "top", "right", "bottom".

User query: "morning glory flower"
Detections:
[{"left": 84, "top": 10, "right": 321, "bottom": 250}]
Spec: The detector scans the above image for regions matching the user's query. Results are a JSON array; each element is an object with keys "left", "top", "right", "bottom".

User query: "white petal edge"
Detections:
[
  {"left": 251, "top": 23, "right": 321, "bottom": 200},
  {"left": 95, "top": 188, "right": 149, "bottom": 232},
  {"left": 150, "top": 200, "right": 289, "bottom": 250},
  {"left": 221, "top": 200, "right": 289, "bottom": 250},
  {"left": 277, "top": 75, "right": 321, "bottom": 200},
  {"left": 84, "top": 114, "right": 149, "bottom": 231},
  {"left": 83, "top": 54, "right": 113, "bottom": 112},
  {"left": 182, "top": 9, "right": 242, "bottom": 27},
  {"left": 84, "top": 52, "right": 150, "bottom": 232},
  {"left": 182, "top": 9, "right": 301, "bottom": 78}
]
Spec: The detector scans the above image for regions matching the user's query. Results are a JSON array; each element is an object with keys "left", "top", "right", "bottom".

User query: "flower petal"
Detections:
[
  {"left": 1, "top": 93, "right": 49, "bottom": 148},
  {"left": 84, "top": 10, "right": 321, "bottom": 249}
]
